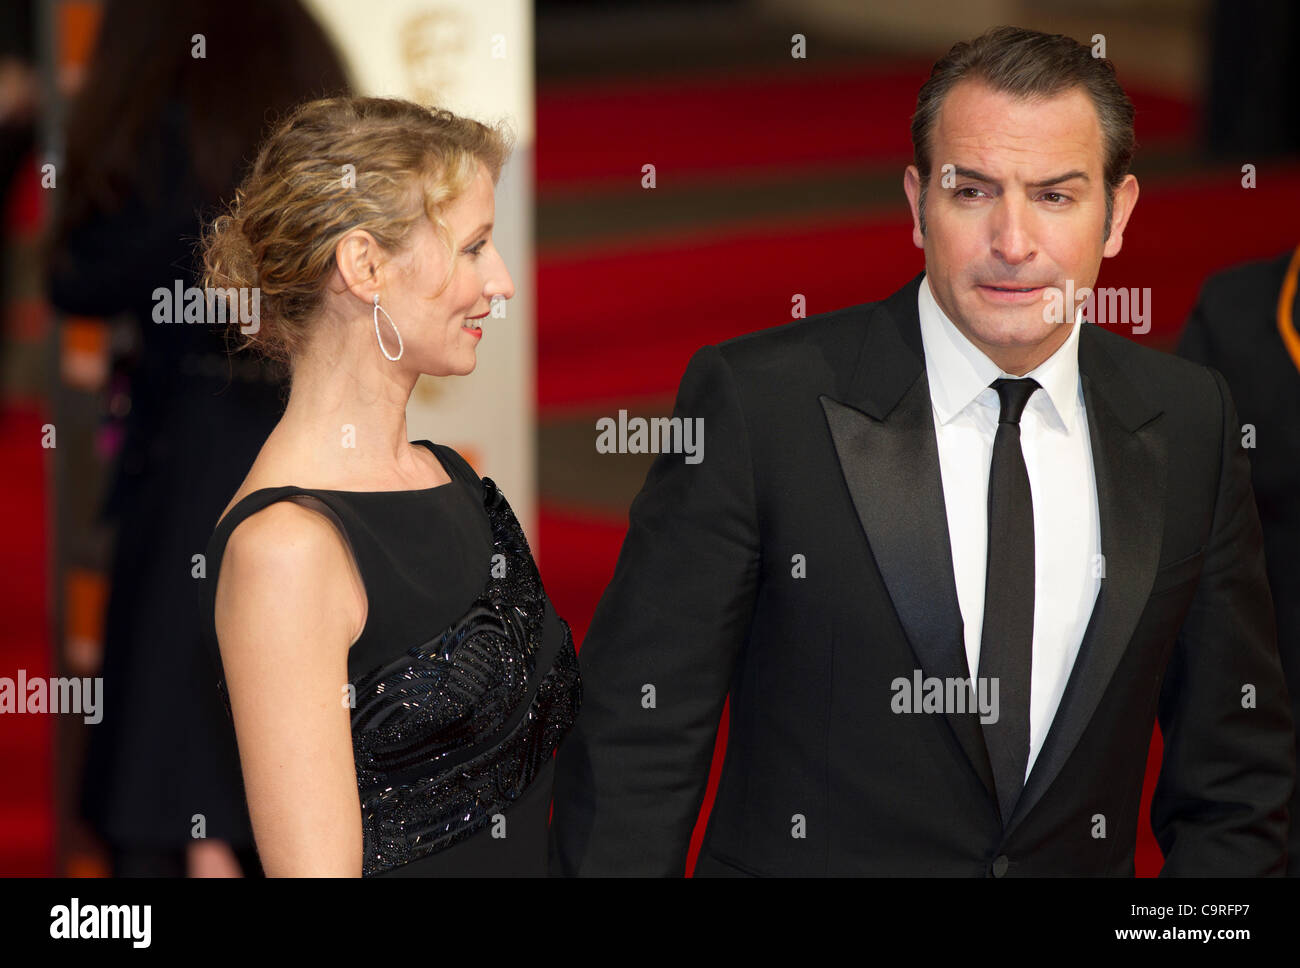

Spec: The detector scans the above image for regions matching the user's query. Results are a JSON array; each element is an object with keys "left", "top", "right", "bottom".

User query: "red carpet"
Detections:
[
  {"left": 0, "top": 404, "right": 54, "bottom": 874},
  {"left": 537, "top": 62, "right": 1196, "bottom": 194}
]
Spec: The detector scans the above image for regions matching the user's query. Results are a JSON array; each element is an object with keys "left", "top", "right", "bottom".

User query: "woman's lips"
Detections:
[{"left": 463, "top": 312, "right": 487, "bottom": 338}]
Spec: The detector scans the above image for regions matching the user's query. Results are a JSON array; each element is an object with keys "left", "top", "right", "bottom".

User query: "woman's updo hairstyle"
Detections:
[{"left": 201, "top": 96, "right": 513, "bottom": 366}]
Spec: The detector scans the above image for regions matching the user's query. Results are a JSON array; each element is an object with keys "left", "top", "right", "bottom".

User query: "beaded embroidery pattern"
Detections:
[{"left": 350, "top": 477, "right": 581, "bottom": 875}]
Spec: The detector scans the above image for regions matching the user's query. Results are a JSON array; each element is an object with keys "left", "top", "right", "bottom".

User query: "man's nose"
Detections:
[{"left": 990, "top": 196, "right": 1036, "bottom": 264}]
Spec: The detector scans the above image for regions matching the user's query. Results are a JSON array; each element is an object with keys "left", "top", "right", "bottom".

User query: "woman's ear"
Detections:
[{"left": 335, "top": 229, "right": 382, "bottom": 301}]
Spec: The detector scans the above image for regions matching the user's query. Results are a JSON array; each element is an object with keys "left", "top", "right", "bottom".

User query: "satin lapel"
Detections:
[
  {"left": 820, "top": 274, "right": 997, "bottom": 803},
  {"left": 1004, "top": 323, "right": 1166, "bottom": 837}
]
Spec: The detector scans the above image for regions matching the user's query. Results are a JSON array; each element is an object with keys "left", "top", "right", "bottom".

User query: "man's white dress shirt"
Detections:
[{"left": 916, "top": 273, "right": 1102, "bottom": 779}]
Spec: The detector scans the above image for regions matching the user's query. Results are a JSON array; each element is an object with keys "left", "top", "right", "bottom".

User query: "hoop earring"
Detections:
[{"left": 373, "top": 294, "right": 403, "bottom": 362}]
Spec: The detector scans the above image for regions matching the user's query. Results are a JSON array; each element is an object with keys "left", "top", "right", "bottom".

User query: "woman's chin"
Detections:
[{"left": 414, "top": 355, "right": 476, "bottom": 378}]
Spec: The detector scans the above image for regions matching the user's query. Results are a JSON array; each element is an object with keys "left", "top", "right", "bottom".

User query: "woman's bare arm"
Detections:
[{"left": 214, "top": 501, "right": 367, "bottom": 876}]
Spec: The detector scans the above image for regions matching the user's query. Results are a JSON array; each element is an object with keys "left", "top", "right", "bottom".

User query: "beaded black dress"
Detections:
[{"left": 199, "top": 441, "right": 581, "bottom": 875}]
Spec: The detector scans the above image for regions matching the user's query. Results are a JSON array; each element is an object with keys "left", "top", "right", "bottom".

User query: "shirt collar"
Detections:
[{"left": 917, "top": 272, "right": 1082, "bottom": 432}]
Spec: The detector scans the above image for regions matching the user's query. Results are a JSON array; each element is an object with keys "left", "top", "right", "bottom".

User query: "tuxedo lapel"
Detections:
[
  {"left": 1004, "top": 324, "right": 1166, "bottom": 837},
  {"left": 821, "top": 273, "right": 998, "bottom": 804},
  {"left": 820, "top": 273, "right": 1167, "bottom": 832}
]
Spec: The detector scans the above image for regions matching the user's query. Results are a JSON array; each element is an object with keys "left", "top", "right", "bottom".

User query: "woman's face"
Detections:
[{"left": 384, "top": 160, "right": 514, "bottom": 376}]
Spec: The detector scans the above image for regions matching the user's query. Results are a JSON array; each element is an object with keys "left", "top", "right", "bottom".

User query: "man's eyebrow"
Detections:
[
  {"left": 949, "top": 166, "right": 1090, "bottom": 188},
  {"left": 1027, "top": 170, "right": 1090, "bottom": 188}
]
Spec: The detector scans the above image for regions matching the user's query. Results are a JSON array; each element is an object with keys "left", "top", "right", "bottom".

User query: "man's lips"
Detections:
[{"left": 977, "top": 284, "right": 1047, "bottom": 304}]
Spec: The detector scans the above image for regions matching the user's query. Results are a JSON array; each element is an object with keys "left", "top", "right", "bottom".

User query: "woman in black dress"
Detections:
[{"left": 197, "top": 96, "right": 580, "bottom": 876}]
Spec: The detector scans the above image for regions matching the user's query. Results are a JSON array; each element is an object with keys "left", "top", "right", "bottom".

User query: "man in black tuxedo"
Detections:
[{"left": 549, "top": 26, "right": 1295, "bottom": 875}]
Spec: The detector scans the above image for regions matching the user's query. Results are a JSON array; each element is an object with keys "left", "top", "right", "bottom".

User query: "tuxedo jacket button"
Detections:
[{"left": 991, "top": 855, "right": 1010, "bottom": 877}]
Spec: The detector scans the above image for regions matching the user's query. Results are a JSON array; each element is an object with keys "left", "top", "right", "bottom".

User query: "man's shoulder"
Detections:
[
  {"left": 1082, "top": 322, "right": 1225, "bottom": 425},
  {"left": 1083, "top": 320, "right": 1199, "bottom": 372}
]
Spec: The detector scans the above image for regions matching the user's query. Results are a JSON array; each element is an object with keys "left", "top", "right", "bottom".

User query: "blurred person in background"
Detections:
[
  {"left": 44, "top": 0, "right": 349, "bottom": 877},
  {"left": 1177, "top": 245, "right": 1300, "bottom": 874},
  {"left": 0, "top": 0, "right": 36, "bottom": 383}
]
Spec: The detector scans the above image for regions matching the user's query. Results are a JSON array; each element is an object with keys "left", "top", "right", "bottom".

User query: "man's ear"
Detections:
[
  {"left": 1102, "top": 174, "right": 1139, "bottom": 259},
  {"left": 903, "top": 166, "right": 925, "bottom": 250}
]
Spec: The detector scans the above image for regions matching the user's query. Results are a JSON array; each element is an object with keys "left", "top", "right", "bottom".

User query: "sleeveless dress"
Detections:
[{"left": 198, "top": 441, "right": 581, "bottom": 876}]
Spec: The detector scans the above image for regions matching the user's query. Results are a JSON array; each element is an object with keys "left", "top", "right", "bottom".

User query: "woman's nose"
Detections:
[{"left": 492, "top": 260, "right": 515, "bottom": 302}]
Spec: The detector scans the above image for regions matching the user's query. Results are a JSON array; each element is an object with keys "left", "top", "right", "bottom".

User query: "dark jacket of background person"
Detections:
[
  {"left": 1177, "top": 246, "right": 1300, "bottom": 875},
  {"left": 45, "top": 0, "right": 349, "bottom": 874}
]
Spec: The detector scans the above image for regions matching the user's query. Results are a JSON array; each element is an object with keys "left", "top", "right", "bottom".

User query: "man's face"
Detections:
[{"left": 903, "top": 80, "right": 1137, "bottom": 374}]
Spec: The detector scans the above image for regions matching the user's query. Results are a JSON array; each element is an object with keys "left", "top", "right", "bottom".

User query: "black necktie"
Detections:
[{"left": 978, "top": 376, "right": 1040, "bottom": 827}]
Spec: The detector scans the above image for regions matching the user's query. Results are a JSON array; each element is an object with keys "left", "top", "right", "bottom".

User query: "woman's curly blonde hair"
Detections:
[{"left": 201, "top": 96, "right": 513, "bottom": 367}]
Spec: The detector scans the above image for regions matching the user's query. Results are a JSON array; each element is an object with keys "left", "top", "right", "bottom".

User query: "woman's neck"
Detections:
[{"left": 267, "top": 321, "right": 423, "bottom": 486}]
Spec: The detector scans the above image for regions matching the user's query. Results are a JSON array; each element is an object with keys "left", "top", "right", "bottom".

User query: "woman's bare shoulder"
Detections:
[{"left": 216, "top": 497, "right": 367, "bottom": 650}]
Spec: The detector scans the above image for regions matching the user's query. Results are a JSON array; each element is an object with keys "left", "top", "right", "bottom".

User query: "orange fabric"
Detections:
[{"left": 1277, "top": 244, "right": 1300, "bottom": 375}]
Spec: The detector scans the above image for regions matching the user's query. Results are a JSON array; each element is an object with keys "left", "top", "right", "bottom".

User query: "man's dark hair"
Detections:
[{"left": 911, "top": 25, "right": 1136, "bottom": 240}]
